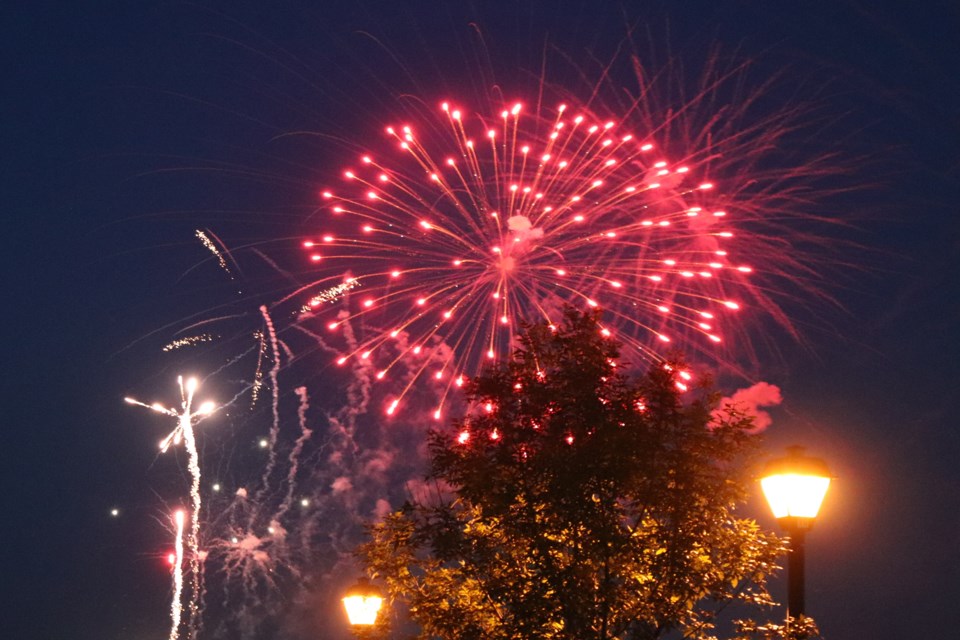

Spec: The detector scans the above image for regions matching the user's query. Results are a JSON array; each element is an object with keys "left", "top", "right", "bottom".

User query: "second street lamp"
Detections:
[
  {"left": 342, "top": 576, "right": 384, "bottom": 636},
  {"left": 760, "top": 445, "right": 831, "bottom": 622}
]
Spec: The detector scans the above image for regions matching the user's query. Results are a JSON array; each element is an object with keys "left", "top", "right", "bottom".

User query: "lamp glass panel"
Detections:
[
  {"left": 761, "top": 473, "right": 830, "bottom": 518},
  {"left": 343, "top": 595, "right": 383, "bottom": 626}
]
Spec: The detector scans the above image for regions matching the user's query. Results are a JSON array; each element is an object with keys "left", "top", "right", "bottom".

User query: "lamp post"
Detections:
[
  {"left": 342, "top": 576, "right": 383, "bottom": 636},
  {"left": 760, "top": 445, "right": 831, "bottom": 621}
]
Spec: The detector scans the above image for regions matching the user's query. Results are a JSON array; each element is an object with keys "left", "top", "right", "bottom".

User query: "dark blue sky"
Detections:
[{"left": 3, "top": 1, "right": 959, "bottom": 638}]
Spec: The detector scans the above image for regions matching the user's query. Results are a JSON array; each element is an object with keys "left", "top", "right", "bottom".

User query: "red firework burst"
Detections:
[{"left": 293, "top": 98, "right": 759, "bottom": 417}]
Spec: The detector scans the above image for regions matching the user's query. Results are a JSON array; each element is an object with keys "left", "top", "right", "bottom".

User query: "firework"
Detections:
[
  {"left": 196, "top": 229, "right": 239, "bottom": 279},
  {"left": 170, "top": 510, "right": 186, "bottom": 640},
  {"left": 295, "top": 100, "right": 752, "bottom": 417},
  {"left": 298, "top": 278, "right": 361, "bottom": 313},
  {"left": 122, "top": 21, "right": 850, "bottom": 636},
  {"left": 125, "top": 377, "right": 216, "bottom": 634},
  {"left": 163, "top": 334, "right": 216, "bottom": 352}
]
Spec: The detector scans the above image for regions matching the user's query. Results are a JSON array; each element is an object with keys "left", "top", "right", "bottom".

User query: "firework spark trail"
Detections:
[
  {"left": 163, "top": 334, "right": 216, "bottom": 352},
  {"left": 196, "top": 229, "right": 238, "bottom": 279},
  {"left": 182, "top": 416, "right": 204, "bottom": 635},
  {"left": 250, "top": 330, "right": 267, "bottom": 405},
  {"left": 298, "top": 278, "right": 361, "bottom": 314},
  {"left": 193, "top": 554, "right": 209, "bottom": 640},
  {"left": 170, "top": 509, "right": 186, "bottom": 640},
  {"left": 251, "top": 306, "right": 282, "bottom": 518},
  {"left": 294, "top": 100, "right": 757, "bottom": 418},
  {"left": 125, "top": 377, "right": 216, "bottom": 637},
  {"left": 273, "top": 386, "right": 313, "bottom": 521}
]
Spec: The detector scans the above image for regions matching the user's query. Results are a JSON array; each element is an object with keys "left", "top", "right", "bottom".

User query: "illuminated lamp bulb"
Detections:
[
  {"left": 342, "top": 577, "right": 383, "bottom": 627},
  {"left": 760, "top": 446, "right": 831, "bottom": 526}
]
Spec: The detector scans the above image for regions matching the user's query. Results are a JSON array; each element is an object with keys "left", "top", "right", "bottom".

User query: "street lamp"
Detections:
[
  {"left": 760, "top": 445, "right": 831, "bottom": 621},
  {"left": 342, "top": 576, "right": 383, "bottom": 632}
]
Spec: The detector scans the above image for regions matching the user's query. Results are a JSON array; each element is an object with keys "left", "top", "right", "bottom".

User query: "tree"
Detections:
[{"left": 359, "top": 308, "right": 790, "bottom": 639}]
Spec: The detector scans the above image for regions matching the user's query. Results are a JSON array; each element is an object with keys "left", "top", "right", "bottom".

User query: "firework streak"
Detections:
[
  {"left": 170, "top": 510, "right": 186, "bottom": 640},
  {"left": 125, "top": 378, "right": 216, "bottom": 638}
]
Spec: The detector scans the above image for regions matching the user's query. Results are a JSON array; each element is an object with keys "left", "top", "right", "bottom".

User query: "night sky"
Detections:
[{"left": 4, "top": 1, "right": 959, "bottom": 639}]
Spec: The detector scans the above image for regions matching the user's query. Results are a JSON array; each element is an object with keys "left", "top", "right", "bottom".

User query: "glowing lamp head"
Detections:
[
  {"left": 760, "top": 446, "right": 831, "bottom": 530},
  {"left": 342, "top": 577, "right": 383, "bottom": 627}
]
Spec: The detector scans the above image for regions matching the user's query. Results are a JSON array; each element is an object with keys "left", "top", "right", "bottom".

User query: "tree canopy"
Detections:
[{"left": 359, "top": 308, "right": 797, "bottom": 639}]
